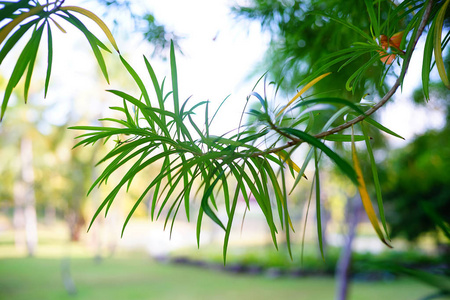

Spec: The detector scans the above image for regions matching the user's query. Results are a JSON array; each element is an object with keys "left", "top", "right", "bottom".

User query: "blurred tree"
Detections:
[
  {"left": 95, "top": 0, "right": 182, "bottom": 57},
  {"left": 384, "top": 128, "right": 450, "bottom": 243},
  {"left": 231, "top": 0, "right": 402, "bottom": 99},
  {"left": 383, "top": 82, "right": 450, "bottom": 248}
]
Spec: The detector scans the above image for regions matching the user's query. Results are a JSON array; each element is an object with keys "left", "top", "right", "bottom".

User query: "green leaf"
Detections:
[
  {"left": 399, "top": 1, "right": 427, "bottom": 86},
  {"left": 24, "top": 22, "right": 45, "bottom": 103},
  {"left": 314, "top": 148, "right": 325, "bottom": 261},
  {"left": 119, "top": 55, "right": 151, "bottom": 106},
  {"left": 434, "top": 0, "right": 450, "bottom": 88},
  {"left": 44, "top": 21, "right": 53, "bottom": 98},
  {"left": 323, "top": 134, "right": 365, "bottom": 142},
  {"left": 200, "top": 168, "right": 226, "bottom": 231},
  {"left": 364, "top": 0, "right": 380, "bottom": 39},
  {"left": 301, "top": 168, "right": 316, "bottom": 264},
  {"left": 345, "top": 54, "right": 380, "bottom": 92},
  {"left": 143, "top": 55, "right": 165, "bottom": 122},
  {"left": 233, "top": 162, "right": 278, "bottom": 249},
  {"left": 196, "top": 207, "right": 204, "bottom": 248},
  {"left": 316, "top": 12, "right": 374, "bottom": 42},
  {"left": 1, "top": 23, "right": 41, "bottom": 120},
  {"left": 282, "top": 128, "right": 358, "bottom": 185},
  {"left": 289, "top": 146, "right": 313, "bottom": 195},
  {"left": 107, "top": 89, "right": 161, "bottom": 135},
  {"left": 170, "top": 40, "right": 182, "bottom": 139},
  {"left": 293, "top": 97, "right": 366, "bottom": 116},
  {"left": 0, "top": 18, "right": 37, "bottom": 65},
  {"left": 223, "top": 180, "right": 240, "bottom": 264},
  {"left": 364, "top": 117, "right": 404, "bottom": 139},
  {"left": 422, "top": 21, "right": 435, "bottom": 100},
  {"left": 266, "top": 158, "right": 293, "bottom": 259},
  {"left": 58, "top": 12, "right": 110, "bottom": 83}
]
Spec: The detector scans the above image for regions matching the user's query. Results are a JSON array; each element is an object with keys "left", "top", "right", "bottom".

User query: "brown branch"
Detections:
[
  {"left": 209, "top": 1, "right": 434, "bottom": 160},
  {"left": 315, "top": 0, "right": 433, "bottom": 139},
  {"left": 261, "top": 0, "right": 433, "bottom": 155}
]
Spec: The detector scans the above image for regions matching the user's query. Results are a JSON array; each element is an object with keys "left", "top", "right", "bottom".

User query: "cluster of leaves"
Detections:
[
  {"left": 0, "top": 0, "right": 120, "bottom": 121},
  {"left": 299, "top": 0, "right": 450, "bottom": 97},
  {"left": 233, "top": 0, "right": 450, "bottom": 100},
  {"left": 1, "top": 0, "right": 449, "bottom": 262},
  {"left": 69, "top": 40, "right": 403, "bottom": 261}
]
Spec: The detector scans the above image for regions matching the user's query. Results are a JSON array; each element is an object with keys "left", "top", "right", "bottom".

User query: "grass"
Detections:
[
  {"left": 0, "top": 221, "right": 441, "bottom": 300},
  {"left": 0, "top": 255, "right": 439, "bottom": 300}
]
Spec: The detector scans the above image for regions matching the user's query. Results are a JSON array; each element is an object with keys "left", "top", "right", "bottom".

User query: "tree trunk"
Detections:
[
  {"left": 335, "top": 195, "right": 362, "bottom": 300},
  {"left": 13, "top": 138, "right": 38, "bottom": 256}
]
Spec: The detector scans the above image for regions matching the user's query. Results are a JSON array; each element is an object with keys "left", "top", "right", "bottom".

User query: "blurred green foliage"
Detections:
[
  {"left": 381, "top": 82, "right": 450, "bottom": 243},
  {"left": 383, "top": 126, "right": 450, "bottom": 242},
  {"left": 231, "top": 0, "right": 402, "bottom": 98}
]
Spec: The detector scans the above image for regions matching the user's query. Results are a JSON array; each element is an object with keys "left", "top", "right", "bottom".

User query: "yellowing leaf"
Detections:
[
  {"left": 61, "top": 6, "right": 120, "bottom": 53},
  {"left": 352, "top": 126, "right": 392, "bottom": 248},
  {"left": 0, "top": 5, "right": 45, "bottom": 46},
  {"left": 277, "top": 72, "right": 331, "bottom": 117},
  {"left": 49, "top": 17, "right": 67, "bottom": 33},
  {"left": 434, "top": 0, "right": 450, "bottom": 89},
  {"left": 276, "top": 151, "right": 307, "bottom": 179}
]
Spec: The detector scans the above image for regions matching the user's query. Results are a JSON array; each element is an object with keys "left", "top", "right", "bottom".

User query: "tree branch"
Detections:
[
  {"left": 233, "top": 0, "right": 434, "bottom": 160},
  {"left": 314, "top": 0, "right": 433, "bottom": 139}
]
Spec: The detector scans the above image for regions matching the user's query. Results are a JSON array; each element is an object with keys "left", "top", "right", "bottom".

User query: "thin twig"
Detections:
[
  {"left": 235, "top": 0, "right": 434, "bottom": 159},
  {"left": 314, "top": 0, "right": 434, "bottom": 139}
]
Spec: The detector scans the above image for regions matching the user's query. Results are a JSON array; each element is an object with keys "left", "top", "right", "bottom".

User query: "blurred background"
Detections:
[{"left": 0, "top": 0, "right": 449, "bottom": 299}]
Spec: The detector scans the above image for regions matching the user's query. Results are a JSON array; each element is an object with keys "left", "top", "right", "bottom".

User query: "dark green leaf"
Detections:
[
  {"left": 24, "top": 22, "right": 45, "bottom": 103},
  {"left": 0, "top": 18, "right": 37, "bottom": 65},
  {"left": 364, "top": 117, "right": 404, "bottom": 139},
  {"left": 44, "top": 21, "right": 53, "bottom": 98},
  {"left": 324, "top": 134, "right": 365, "bottom": 142},
  {"left": 282, "top": 128, "right": 358, "bottom": 184},
  {"left": 314, "top": 148, "right": 325, "bottom": 261}
]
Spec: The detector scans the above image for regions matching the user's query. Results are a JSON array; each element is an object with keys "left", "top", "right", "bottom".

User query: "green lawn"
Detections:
[
  {"left": 0, "top": 221, "right": 443, "bottom": 300},
  {"left": 0, "top": 254, "right": 439, "bottom": 300}
]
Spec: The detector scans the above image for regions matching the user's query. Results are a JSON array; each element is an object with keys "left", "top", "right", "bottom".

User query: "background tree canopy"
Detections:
[{"left": 231, "top": 0, "right": 403, "bottom": 98}]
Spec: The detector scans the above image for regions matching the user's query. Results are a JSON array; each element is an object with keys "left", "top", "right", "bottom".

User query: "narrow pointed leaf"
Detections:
[
  {"left": 282, "top": 128, "right": 358, "bottom": 185},
  {"left": 223, "top": 181, "right": 240, "bottom": 264},
  {"left": 58, "top": 12, "right": 110, "bottom": 83},
  {"left": 0, "top": 18, "right": 37, "bottom": 65},
  {"left": 314, "top": 148, "right": 325, "bottom": 260},
  {"left": 422, "top": 21, "right": 435, "bottom": 100},
  {"left": 60, "top": 5, "right": 119, "bottom": 53},
  {"left": 0, "top": 4, "right": 44, "bottom": 46},
  {"left": 24, "top": 23, "right": 45, "bottom": 102},
  {"left": 44, "top": 21, "right": 53, "bottom": 98},
  {"left": 365, "top": 117, "right": 404, "bottom": 139},
  {"left": 277, "top": 72, "right": 331, "bottom": 116},
  {"left": 352, "top": 126, "right": 392, "bottom": 248},
  {"left": 201, "top": 170, "right": 226, "bottom": 231},
  {"left": 433, "top": 0, "right": 450, "bottom": 88}
]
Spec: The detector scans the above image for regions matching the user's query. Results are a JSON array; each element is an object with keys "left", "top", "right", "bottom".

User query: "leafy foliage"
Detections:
[
  {"left": 0, "top": 0, "right": 120, "bottom": 121},
  {"left": 232, "top": 0, "right": 450, "bottom": 100},
  {"left": 383, "top": 127, "right": 450, "bottom": 242},
  {"left": 69, "top": 40, "right": 404, "bottom": 261},
  {"left": 1, "top": 0, "right": 449, "bottom": 262}
]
